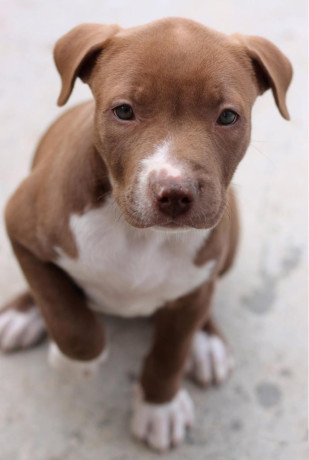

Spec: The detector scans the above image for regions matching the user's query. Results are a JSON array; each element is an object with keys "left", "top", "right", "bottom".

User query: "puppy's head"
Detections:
[{"left": 54, "top": 18, "right": 292, "bottom": 230}]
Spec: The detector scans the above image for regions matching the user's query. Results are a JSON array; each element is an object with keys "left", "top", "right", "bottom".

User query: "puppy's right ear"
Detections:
[{"left": 54, "top": 23, "right": 122, "bottom": 106}]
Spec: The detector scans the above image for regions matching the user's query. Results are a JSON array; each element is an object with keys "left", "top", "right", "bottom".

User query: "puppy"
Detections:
[{"left": 0, "top": 18, "right": 292, "bottom": 452}]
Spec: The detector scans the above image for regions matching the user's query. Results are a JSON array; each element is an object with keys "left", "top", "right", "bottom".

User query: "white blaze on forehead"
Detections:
[{"left": 139, "top": 139, "right": 183, "bottom": 188}]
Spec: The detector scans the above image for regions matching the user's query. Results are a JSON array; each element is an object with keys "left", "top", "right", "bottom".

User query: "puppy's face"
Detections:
[{"left": 55, "top": 19, "right": 292, "bottom": 229}]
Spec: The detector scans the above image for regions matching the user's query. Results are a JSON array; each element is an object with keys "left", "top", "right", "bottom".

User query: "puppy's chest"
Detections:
[{"left": 55, "top": 204, "right": 215, "bottom": 317}]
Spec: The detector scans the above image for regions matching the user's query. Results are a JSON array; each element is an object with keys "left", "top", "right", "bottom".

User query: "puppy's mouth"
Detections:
[
  {"left": 113, "top": 186, "right": 225, "bottom": 231},
  {"left": 152, "top": 221, "right": 192, "bottom": 233},
  {"left": 157, "top": 221, "right": 185, "bottom": 229},
  {"left": 122, "top": 206, "right": 223, "bottom": 231}
]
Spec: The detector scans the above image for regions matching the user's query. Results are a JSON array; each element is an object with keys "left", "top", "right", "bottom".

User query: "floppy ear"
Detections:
[
  {"left": 54, "top": 23, "right": 122, "bottom": 106},
  {"left": 232, "top": 34, "right": 293, "bottom": 120}
]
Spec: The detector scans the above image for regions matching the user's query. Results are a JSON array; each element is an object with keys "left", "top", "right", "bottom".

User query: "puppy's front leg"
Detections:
[
  {"left": 10, "top": 240, "right": 106, "bottom": 378},
  {"left": 132, "top": 282, "right": 215, "bottom": 452}
]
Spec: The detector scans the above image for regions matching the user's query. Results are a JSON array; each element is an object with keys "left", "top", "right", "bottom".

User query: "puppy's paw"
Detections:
[
  {"left": 0, "top": 306, "right": 46, "bottom": 352},
  {"left": 48, "top": 342, "right": 108, "bottom": 380},
  {"left": 131, "top": 384, "right": 194, "bottom": 452},
  {"left": 185, "top": 331, "right": 234, "bottom": 387}
]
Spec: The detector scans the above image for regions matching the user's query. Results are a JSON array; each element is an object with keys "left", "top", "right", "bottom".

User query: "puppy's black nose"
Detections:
[{"left": 152, "top": 179, "right": 196, "bottom": 218}]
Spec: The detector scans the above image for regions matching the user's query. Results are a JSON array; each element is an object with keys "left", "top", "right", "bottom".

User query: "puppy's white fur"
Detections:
[
  {"left": 0, "top": 306, "right": 45, "bottom": 351},
  {"left": 131, "top": 384, "right": 194, "bottom": 452},
  {"left": 139, "top": 139, "right": 183, "bottom": 183},
  {"left": 136, "top": 139, "right": 184, "bottom": 215},
  {"left": 186, "top": 331, "right": 234, "bottom": 385},
  {"left": 56, "top": 196, "right": 216, "bottom": 317},
  {"left": 48, "top": 341, "right": 108, "bottom": 379}
]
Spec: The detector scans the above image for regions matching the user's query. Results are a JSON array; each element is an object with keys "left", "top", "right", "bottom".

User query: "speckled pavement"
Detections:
[{"left": 0, "top": 1, "right": 307, "bottom": 459}]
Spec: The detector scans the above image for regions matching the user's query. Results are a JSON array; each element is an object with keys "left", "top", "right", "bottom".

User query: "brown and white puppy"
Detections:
[{"left": 0, "top": 18, "right": 292, "bottom": 452}]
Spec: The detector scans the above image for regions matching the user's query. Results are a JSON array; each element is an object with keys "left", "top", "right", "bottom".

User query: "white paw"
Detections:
[
  {"left": 131, "top": 385, "right": 194, "bottom": 452},
  {"left": 48, "top": 341, "right": 108, "bottom": 380},
  {"left": 185, "top": 331, "right": 234, "bottom": 386},
  {"left": 0, "top": 307, "right": 46, "bottom": 352}
]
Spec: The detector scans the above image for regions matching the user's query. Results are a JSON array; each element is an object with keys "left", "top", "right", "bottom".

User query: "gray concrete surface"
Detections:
[{"left": 0, "top": 1, "right": 307, "bottom": 459}]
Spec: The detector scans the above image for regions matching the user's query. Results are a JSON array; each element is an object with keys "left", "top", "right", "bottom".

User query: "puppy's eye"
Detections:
[
  {"left": 113, "top": 104, "right": 134, "bottom": 121},
  {"left": 217, "top": 110, "right": 238, "bottom": 126}
]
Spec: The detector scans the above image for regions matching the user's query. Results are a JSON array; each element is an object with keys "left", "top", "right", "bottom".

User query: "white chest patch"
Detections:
[{"left": 55, "top": 198, "right": 216, "bottom": 318}]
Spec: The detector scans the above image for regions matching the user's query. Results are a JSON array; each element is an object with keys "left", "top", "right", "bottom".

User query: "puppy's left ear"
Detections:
[
  {"left": 232, "top": 34, "right": 293, "bottom": 120},
  {"left": 54, "top": 23, "right": 122, "bottom": 106}
]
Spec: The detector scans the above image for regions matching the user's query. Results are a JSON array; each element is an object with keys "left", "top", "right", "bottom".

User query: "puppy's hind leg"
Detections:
[
  {"left": 0, "top": 291, "right": 46, "bottom": 352},
  {"left": 185, "top": 317, "right": 234, "bottom": 387}
]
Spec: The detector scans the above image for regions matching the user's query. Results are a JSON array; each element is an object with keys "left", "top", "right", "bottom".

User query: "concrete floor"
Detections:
[{"left": 0, "top": 1, "right": 307, "bottom": 459}]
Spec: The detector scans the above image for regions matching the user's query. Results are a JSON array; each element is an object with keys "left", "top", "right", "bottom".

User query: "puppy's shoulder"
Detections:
[{"left": 5, "top": 100, "right": 111, "bottom": 261}]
